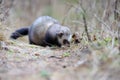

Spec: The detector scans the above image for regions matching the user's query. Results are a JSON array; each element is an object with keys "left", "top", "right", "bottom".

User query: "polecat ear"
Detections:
[{"left": 57, "top": 32, "right": 63, "bottom": 38}]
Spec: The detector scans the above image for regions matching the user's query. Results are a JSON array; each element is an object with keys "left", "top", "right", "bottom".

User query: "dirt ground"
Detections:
[{"left": 0, "top": 39, "right": 120, "bottom": 80}]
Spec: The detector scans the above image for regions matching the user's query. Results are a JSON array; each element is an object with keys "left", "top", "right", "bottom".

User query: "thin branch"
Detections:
[
  {"left": 114, "top": 0, "right": 120, "bottom": 21},
  {"left": 0, "top": 0, "right": 2, "bottom": 4},
  {"left": 79, "top": 1, "right": 91, "bottom": 42},
  {"left": 117, "top": 23, "right": 120, "bottom": 54},
  {"left": 114, "top": 0, "right": 120, "bottom": 54}
]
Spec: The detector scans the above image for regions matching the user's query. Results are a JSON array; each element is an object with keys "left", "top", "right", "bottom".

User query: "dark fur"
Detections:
[{"left": 10, "top": 28, "right": 28, "bottom": 39}]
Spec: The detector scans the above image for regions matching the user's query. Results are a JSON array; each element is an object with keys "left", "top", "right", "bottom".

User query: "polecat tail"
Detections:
[{"left": 10, "top": 27, "right": 29, "bottom": 39}]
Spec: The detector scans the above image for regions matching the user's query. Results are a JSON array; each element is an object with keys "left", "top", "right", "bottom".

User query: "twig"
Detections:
[
  {"left": 114, "top": 0, "right": 120, "bottom": 21},
  {"left": 114, "top": 0, "right": 120, "bottom": 54},
  {"left": 0, "top": 0, "right": 2, "bottom": 4},
  {"left": 79, "top": 1, "right": 91, "bottom": 42},
  {"left": 118, "top": 23, "right": 120, "bottom": 54}
]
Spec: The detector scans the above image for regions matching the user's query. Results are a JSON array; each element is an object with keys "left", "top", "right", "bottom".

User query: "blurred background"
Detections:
[{"left": 0, "top": 0, "right": 119, "bottom": 41}]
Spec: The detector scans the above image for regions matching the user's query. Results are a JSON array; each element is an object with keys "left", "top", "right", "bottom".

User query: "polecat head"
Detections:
[{"left": 57, "top": 26, "right": 72, "bottom": 47}]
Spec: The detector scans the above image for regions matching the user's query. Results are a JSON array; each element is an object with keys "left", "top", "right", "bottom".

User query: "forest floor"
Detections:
[{"left": 0, "top": 38, "right": 120, "bottom": 80}]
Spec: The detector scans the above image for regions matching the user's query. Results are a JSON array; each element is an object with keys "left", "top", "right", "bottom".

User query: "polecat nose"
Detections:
[{"left": 63, "top": 39, "right": 70, "bottom": 47}]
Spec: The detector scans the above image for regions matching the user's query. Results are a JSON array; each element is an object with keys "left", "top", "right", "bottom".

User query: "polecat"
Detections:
[{"left": 10, "top": 16, "right": 72, "bottom": 47}]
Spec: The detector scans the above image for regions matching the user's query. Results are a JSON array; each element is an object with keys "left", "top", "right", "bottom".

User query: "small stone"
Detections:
[{"left": 34, "top": 53, "right": 40, "bottom": 56}]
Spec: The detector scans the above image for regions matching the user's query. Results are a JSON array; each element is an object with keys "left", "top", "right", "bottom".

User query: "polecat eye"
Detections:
[{"left": 57, "top": 32, "right": 63, "bottom": 38}]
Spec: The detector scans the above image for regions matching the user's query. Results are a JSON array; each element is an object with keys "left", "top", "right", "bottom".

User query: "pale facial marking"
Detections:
[
  {"left": 58, "top": 33, "right": 72, "bottom": 45},
  {"left": 57, "top": 26, "right": 72, "bottom": 46}
]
